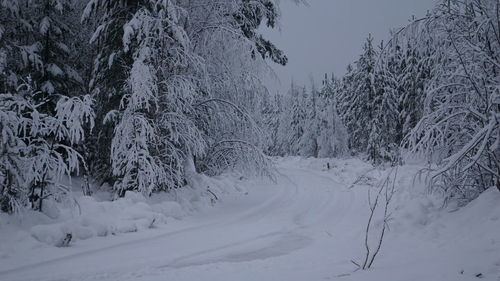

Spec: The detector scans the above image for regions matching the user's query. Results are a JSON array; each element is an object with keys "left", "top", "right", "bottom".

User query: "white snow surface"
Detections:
[{"left": 0, "top": 157, "right": 499, "bottom": 281}]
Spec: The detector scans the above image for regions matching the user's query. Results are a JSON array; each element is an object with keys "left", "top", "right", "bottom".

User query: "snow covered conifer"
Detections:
[
  {"left": 234, "top": 0, "right": 288, "bottom": 66},
  {"left": 0, "top": 81, "right": 94, "bottom": 212},
  {"left": 338, "top": 35, "right": 378, "bottom": 154},
  {"left": 288, "top": 85, "right": 308, "bottom": 155},
  {"left": 317, "top": 75, "right": 348, "bottom": 158},
  {"left": 0, "top": 1, "right": 94, "bottom": 212},
  {"left": 298, "top": 84, "right": 319, "bottom": 157},
  {"left": 367, "top": 43, "right": 402, "bottom": 164},
  {"left": 81, "top": 0, "right": 141, "bottom": 183}
]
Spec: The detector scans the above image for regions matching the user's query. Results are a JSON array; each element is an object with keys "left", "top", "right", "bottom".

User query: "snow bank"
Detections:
[
  {"left": 280, "top": 156, "right": 500, "bottom": 281},
  {"left": 0, "top": 172, "right": 245, "bottom": 259}
]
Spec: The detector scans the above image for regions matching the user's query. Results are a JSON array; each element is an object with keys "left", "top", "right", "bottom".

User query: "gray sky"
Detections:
[{"left": 262, "top": 0, "right": 436, "bottom": 93}]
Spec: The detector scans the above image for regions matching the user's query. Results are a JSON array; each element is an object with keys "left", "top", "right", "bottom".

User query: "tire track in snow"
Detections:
[
  {"left": 1, "top": 163, "right": 356, "bottom": 281},
  {"left": 151, "top": 167, "right": 352, "bottom": 271},
  {"left": 0, "top": 173, "right": 292, "bottom": 278}
]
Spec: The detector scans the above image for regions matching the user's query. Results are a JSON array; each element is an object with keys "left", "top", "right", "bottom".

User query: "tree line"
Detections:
[{"left": 265, "top": 0, "right": 499, "bottom": 204}]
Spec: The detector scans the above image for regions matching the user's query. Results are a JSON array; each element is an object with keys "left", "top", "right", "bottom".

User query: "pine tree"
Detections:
[
  {"left": 338, "top": 35, "right": 377, "bottom": 154},
  {"left": 0, "top": 1, "right": 94, "bottom": 211},
  {"left": 234, "top": 0, "right": 288, "bottom": 66},
  {"left": 398, "top": 40, "right": 430, "bottom": 139},
  {"left": 183, "top": 0, "right": 284, "bottom": 176},
  {"left": 81, "top": 0, "right": 141, "bottom": 184},
  {"left": 367, "top": 43, "right": 402, "bottom": 164},
  {"left": 298, "top": 84, "right": 319, "bottom": 157},
  {"left": 0, "top": 81, "right": 94, "bottom": 212},
  {"left": 83, "top": 0, "right": 285, "bottom": 195},
  {"left": 317, "top": 74, "right": 348, "bottom": 158}
]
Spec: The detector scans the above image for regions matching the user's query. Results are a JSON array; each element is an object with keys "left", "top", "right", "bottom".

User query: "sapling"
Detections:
[{"left": 352, "top": 167, "right": 398, "bottom": 270}]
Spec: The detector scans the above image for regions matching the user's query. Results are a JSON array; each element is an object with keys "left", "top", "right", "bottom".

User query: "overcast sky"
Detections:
[{"left": 262, "top": 0, "right": 436, "bottom": 93}]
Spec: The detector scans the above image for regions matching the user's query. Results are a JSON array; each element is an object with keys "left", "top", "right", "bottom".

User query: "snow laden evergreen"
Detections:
[
  {"left": 1, "top": 0, "right": 286, "bottom": 212},
  {"left": 86, "top": 0, "right": 204, "bottom": 196},
  {"left": 0, "top": 82, "right": 94, "bottom": 213},
  {"left": 338, "top": 35, "right": 378, "bottom": 155},
  {"left": 326, "top": 25, "right": 432, "bottom": 166},
  {"left": 338, "top": 0, "right": 498, "bottom": 202},
  {"left": 272, "top": 83, "right": 305, "bottom": 156},
  {"left": 267, "top": 0, "right": 498, "bottom": 204},
  {"left": 82, "top": 0, "right": 284, "bottom": 197},
  {"left": 185, "top": 0, "right": 276, "bottom": 177},
  {"left": 81, "top": 0, "right": 144, "bottom": 184},
  {"left": 1, "top": 0, "right": 498, "bottom": 213},
  {"left": 298, "top": 83, "right": 320, "bottom": 157},
  {"left": 266, "top": 78, "right": 348, "bottom": 158},
  {"left": 317, "top": 76, "right": 349, "bottom": 158},
  {"left": 0, "top": 1, "right": 94, "bottom": 213},
  {"left": 366, "top": 43, "right": 404, "bottom": 164},
  {"left": 0, "top": 0, "right": 84, "bottom": 96}
]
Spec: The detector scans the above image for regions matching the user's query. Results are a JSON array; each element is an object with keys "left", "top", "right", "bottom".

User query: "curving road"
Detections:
[{"left": 1, "top": 159, "right": 367, "bottom": 281}]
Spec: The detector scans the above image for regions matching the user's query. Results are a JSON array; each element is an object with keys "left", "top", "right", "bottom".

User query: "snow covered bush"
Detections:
[{"left": 0, "top": 82, "right": 94, "bottom": 213}]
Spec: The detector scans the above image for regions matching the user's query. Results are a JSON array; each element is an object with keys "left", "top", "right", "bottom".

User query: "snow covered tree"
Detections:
[
  {"left": 1, "top": 0, "right": 84, "bottom": 100},
  {"left": 0, "top": 85, "right": 25, "bottom": 212},
  {"left": 0, "top": 81, "right": 94, "bottom": 213},
  {"left": 367, "top": 43, "right": 403, "bottom": 164},
  {"left": 85, "top": 0, "right": 208, "bottom": 195},
  {"left": 398, "top": 40, "right": 430, "bottom": 139},
  {"left": 267, "top": 76, "right": 348, "bottom": 158},
  {"left": 338, "top": 35, "right": 378, "bottom": 154},
  {"left": 336, "top": 64, "right": 355, "bottom": 152},
  {"left": 83, "top": 0, "right": 286, "bottom": 195},
  {"left": 298, "top": 83, "right": 319, "bottom": 157},
  {"left": 0, "top": 0, "right": 19, "bottom": 92},
  {"left": 263, "top": 93, "right": 284, "bottom": 155},
  {"left": 0, "top": 1, "right": 94, "bottom": 212},
  {"left": 233, "top": 0, "right": 288, "bottom": 66},
  {"left": 283, "top": 84, "right": 308, "bottom": 155},
  {"left": 337, "top": 30, "right": 430, "bottom": 164},
  {"left": 182, "top": 0, "right": 282, "bottom": 176},
  {"left": 317, "top": 75, "right": 349, "bottom": 158},
  {"left": 406, "top": 0, "right": 500, "bottom": 202},
  {"left": 81, "top": 0, "right": 142, "bottom": 183}
]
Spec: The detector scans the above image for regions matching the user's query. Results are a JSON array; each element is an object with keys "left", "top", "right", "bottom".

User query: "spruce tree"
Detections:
[
  {"left": 339, "top": 35, "right": 377, "bottom": 154},
  {"left": 367, "top": 43, "right": 402, "bottom": 164},
  {"left": 81, "top": 0, "right": 140, "bottom": 184},
  {"left": 0, "top": 0, "right": 93, "bottom": 211}
]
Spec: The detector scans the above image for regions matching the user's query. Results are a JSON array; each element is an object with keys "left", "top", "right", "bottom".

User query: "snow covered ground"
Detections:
[{"left": 0, "top": 157, "right": 499, "bottom": 281}]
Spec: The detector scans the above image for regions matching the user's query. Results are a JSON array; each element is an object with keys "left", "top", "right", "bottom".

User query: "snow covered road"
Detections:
[
  {"left": 0, "top": 159, "right": 363, "bottom": 281},
  {"left": 1, "top": 158, "right": 499, "bottom": 281}
]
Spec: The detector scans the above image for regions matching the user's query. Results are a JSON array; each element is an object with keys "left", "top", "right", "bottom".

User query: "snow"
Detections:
[{"left": 0, "top": 157, "right": 499, "bottom": 281}]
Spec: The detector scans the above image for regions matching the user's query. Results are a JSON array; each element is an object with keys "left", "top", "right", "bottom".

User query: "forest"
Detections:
[
  {"left": 0, "top": 0, "right": 288, "bottom": 212},
  {"left": 1, "top": 0, "right": 497, "bottom": 213},
  {"left": 263, "top": 0, "right": 499, "bottom": 205},
  {"left": 0, "top": 0, "right": 499, "bottom": 280}
]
